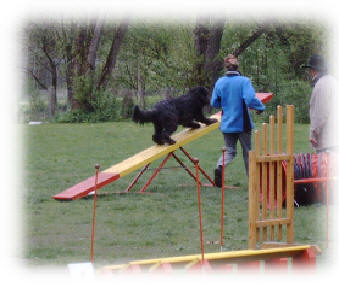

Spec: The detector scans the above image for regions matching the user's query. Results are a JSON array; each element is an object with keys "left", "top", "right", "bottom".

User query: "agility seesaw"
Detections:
[
  {"left": 99, "top": 105, "right": 320, "bottom": 273},
  {"left": 53, "top": 93, "right": 273, "bottom": 200}
]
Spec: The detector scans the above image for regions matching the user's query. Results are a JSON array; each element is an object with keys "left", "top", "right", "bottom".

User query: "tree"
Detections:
[
  {"left": 193, "top": 19, "right": 270, "bottom": 89},
  {"left": 193, "top": 17, "right": 225, "bottom": 88},
  {"left": 26, "top": 23, "right": 62, "bottom": 117},
  {"left": 115, "top": 23, "right": 176, "bottom": 109},
  {"left": 69, "top": 19, "right": 128, "bottom": 112},
  {"left": 96, "top": 21, "right": 128, "bottom": 91}
]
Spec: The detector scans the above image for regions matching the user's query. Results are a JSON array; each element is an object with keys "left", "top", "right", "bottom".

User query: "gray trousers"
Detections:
[{"left": 217, "top": 131, "right": 252, "bottom": 176}]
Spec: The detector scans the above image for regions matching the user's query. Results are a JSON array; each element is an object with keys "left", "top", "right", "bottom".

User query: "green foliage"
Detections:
[
  {"left": 72, "top": 75, "right": 94, "bottom": 107},
  {"left": 90, "top": 88, "right": 118, "bottom": 122},
  {"left": 252, "top": 80, "right": 312, "bottom": 124},
  {"left": 275, "top": 80, "right": 312, "bottom": 123},
  {"left": 220, "top": 22, "right": 321, "bottom": 123},
  {"left": 23, "top": 20, "right": 327, "bottom": 124},
  {"left": 56, "top": 89, "right": 118, "bottom": 123},
  {"left": 21, "top": 87, "right": 48, "bottom": 122},
  {"left": 115, "top": 23, "right": 195, "bottom": 94}
]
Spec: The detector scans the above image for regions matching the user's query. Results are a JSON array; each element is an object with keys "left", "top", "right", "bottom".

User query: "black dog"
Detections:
[{"left": 132, "top": 86, "right": 218, "bottom": 145}]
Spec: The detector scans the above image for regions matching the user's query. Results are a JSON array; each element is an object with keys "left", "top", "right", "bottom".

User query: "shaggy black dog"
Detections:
[{"left": 132, "top": 86, "right": 218, "bottom": 145}]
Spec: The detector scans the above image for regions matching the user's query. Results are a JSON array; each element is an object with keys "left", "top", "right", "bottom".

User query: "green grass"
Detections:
[{"left": 21, "top": 119, "right": 329, "bottom": 267}]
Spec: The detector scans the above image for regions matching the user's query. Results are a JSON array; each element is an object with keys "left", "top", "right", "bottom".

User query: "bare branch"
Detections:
[
  {"left": 25, "top": 69, "right": 48, "bottom": 90},
  {"left": 233, "top": 24, "right": 268, "bottom": 57}
]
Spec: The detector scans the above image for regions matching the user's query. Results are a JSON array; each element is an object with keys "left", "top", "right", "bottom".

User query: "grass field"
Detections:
[{"left": 21, "top": 118, "right": 330, "bottom": 269}]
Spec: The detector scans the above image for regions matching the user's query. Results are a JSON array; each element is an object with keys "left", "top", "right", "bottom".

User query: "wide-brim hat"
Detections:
[{"left": 301, "top": 54, "right": 326, "bottom": 71}]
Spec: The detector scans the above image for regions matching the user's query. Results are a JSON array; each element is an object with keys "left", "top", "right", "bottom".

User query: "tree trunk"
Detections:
[
  {"left": 203, "top": 20, "right": 225, "bottom": 88},
  {"left": 74, "top": 26, "right": 88, "bottom": 76},
  {"left": 86, "top": 19, "right": 104, "bottom": 105},
  {"left": 137, "top": 53, "right": 145, "bottom": 109},
  {"left": 193, "top": 19, "right": 210, "bottom": 86},
  {"left": 97, "top": 20, "right": 128, "bottom": 90},
  {"left": 42, "top": 37, "right": 58, "bottom": 117},
  {"left": 193, "top": 20, "right": 268, "bottom": 90},
  {"left": 65, "top": 42, "right": 75, "bottom": 111},
  {"left": 72, "top": 20, "right": 104, "bottom": 111},
  {"left": 121, "top": 89, "right": 134, "bottom": 119},
  {"left": 49, "top": 65, "right": 57, "bottom": 117},
  {"left": 87, "top": 20, "right": 104, "bottom": 71},
  {"left": 193, "top": 18, "right": 225, "bottom": 88}
]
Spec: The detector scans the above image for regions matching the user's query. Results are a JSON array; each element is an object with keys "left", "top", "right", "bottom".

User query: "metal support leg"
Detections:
[
  {"left": 171, "top": 152, "right": 199, "bottom": 184},
  {"left": 179, "top": 146, "right": 216, "bottom": 186},
  {"left": 139, "top": 153, "right": 173, "bottom": 193},
  {"left": 124, "top": 163, "right": 150, "bottom": 193}
]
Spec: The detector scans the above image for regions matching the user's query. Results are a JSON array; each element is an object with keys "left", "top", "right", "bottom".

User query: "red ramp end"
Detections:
[{"left": 53, "top": 172, "right": 120, "bottom": 200}]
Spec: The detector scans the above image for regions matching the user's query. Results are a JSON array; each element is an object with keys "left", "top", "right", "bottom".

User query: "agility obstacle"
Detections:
[
  {"left": 101, "top": 245, "right": 318, "bottom": 273},
  {"left": 248, "top": 105, "right": 295, "bottom": 249},
  {"left": 53, "top": 93, "right": 273, "bottom": 200},
  {"left": 247, "top": 105, "right": 336, "bottom": 249},
  {"left": 93, "top": 104, "right": 321, "bottom": 273}
]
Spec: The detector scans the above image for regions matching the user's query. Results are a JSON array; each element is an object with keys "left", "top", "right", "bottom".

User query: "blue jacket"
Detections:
[{"left": 211, "top": 74, "right": 265, "bottom": 133}]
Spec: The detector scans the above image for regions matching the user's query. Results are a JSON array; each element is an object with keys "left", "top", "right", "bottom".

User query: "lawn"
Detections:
[{"left": 21, "top": 118, "right": 330, "bottom": 269}]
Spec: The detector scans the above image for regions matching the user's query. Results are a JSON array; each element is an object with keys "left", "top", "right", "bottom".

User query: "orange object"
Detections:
[
  {"left": 90, "top": 164, "right": 100, "bottom": 263},
  {"left": 256, "top": 92, "right": 273, "bottom": 104},
  {"left": 194, "top": 158, "right": 205, "bottom": 261},
  {"left": 221, "top": 147, "right": 226, "bottom": 247}
]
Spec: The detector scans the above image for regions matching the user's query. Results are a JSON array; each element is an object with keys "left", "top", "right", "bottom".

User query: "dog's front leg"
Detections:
[
  {"left": 204, "top": 117, "right": 218, "bottom": 125},
  {"left": 196, "top": 115, "right": 218, "bottom": 125},
  {"left": 183, "top": 122, "right": 201, "bottom": 129},
  {"left": 161, "top": 131, "right": 176, "bottom": 145}
]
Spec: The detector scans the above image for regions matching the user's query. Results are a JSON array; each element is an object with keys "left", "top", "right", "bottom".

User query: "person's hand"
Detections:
[
  {"left": 256, "top": 110, "right": 263, "bottom": 115},
  {"left": 310, "top": 137, "right": 317, "bottom": 148}
]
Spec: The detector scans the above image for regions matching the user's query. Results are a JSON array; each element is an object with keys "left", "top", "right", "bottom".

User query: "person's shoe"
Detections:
[{"left": 214, "top": 166, "right": 222, "bottom": 188}]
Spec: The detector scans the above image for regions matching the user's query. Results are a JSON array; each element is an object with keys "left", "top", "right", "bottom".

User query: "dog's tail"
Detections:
[{"left": 132, "top": 105, "right": 156, "bottom": 124}]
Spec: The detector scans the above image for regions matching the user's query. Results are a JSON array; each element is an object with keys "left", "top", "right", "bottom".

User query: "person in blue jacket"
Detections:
[{"left": 211, "top": 54, "right": 265, "bottom": 187}]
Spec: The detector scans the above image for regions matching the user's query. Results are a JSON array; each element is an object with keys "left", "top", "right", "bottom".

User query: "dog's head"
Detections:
[{"left": 188, "top": 86, "right": 211, "bottom": 106}]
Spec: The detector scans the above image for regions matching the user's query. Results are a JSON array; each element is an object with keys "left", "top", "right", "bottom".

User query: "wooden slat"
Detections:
[
  {"left": 269, "top": 115, "right": 275, "bottom": 240},
  {"left": 256, "top": 218, "right": 290, "bottom": 228},
  {"left": 249, "top": 105, "right": 295, "bottom": 249},
  {"left": 277, "top": 105, "right": 283, "bottom": 240},
  {"left": 262, "top": 123, "right": 268, "bottom": 242},
  {"left": 255, "top": 154, "right": 291, "bottom": 162},
  {"left": 248, "top": 150, "right": 257, "bottom": 250},
  {"left": 255, "top": 130, "right": 261, "bottom": 242},
  {"left": 286, "top": 105, "right": 295, "bottom": 243}
]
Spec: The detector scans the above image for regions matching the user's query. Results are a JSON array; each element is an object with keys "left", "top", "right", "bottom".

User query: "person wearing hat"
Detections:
[
  {"left": 302, "top": 54, "right": 337, "bottom": 152},
  {"left": 211, "top": 54, "right": 266, "bottom": 187}
]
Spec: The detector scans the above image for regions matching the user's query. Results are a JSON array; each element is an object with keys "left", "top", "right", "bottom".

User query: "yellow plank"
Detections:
[
  {"left": 103, "top": 114, "right": 221, "bottom": 177},
  {"left": 103, "top": 245, "right": 314, "bottom": 269}
]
